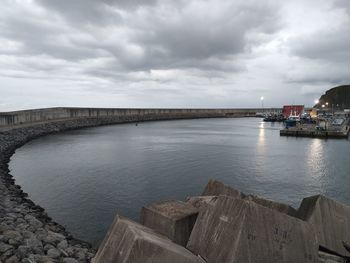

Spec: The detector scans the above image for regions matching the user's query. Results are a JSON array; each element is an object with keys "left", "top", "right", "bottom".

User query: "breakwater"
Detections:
[
  {"left": 94, "top": 180, "right": 350, "bottom": 263},
  {"left": 0, "top": 107, "right": 273, "bottom": 262},
  {"left": 0, "top": 107, "right": 279, "bottom": 127}
]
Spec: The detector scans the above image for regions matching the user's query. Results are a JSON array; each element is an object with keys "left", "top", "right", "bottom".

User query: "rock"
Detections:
[
  {"left": 34, "top": 229, "right": 47, "bottom": 242},
  {"left": 297, "top": 195, "right": 350, "bottom": 257},
  {"left": 43, "top": 231, "right": 65, "bottom": 245},
  {"left": 202, "top": 179, "right": 244, "bottom": 198},
  {"left": 16, "top": 246, "right": 29, "bottom": 260},
  {"left": 43, "top": 244, "right": 55, "bottom": 252},
  {"left": 3, "top": 230, "right": 22, "bottom": 242},
  {"left": 57, "top": 240, "right": 68, "bottom": 250},
  {"left": 24, "top": 215, "right": 43, "bottom": 230},
  {"left": 0, "top": 242, "right": 13, "bottom": 253},
  {"left": 24, "top": 237, "right": 43, "bottom": 255},
  {"left": 46, "top": 248, "right": 61, "bottom": 259},
  {"left": 93, "top": 215, "right": 204, "bottom": 263},
  {"left": 187, "top": 196, "right": 318, "bottom": 263},
  {"left": 62, "top": 258, "right": 78, "bottom": 263},
  {"left": 5, "top": 256, "right": 18, "bottom": 263},
  {"left": 140, "top": 200, "right": 199, "bottom": 246}
]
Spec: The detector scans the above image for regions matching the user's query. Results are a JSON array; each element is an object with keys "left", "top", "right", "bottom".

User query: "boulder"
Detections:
[
  {"left": 201, "top": 179, "right": 244, "bottom": 198},
  {"left": 297, "top": 195, "right": 350, "bottom": 257},
  {"left": 93, "top": 215, "right": 204, "bottom": 263},
  {"left": 187, "top": 196, "right": 318, "bottom": 263},
  {"left": 140, "top": 200, "right": 199, "bottom": 246}
]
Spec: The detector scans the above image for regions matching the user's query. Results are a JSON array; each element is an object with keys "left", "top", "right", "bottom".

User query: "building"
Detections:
[{"left": 282, "top": 105, "right": 304, "bottom": 118}]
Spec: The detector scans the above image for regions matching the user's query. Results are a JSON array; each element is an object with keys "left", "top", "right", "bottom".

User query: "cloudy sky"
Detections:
[{"left": 0, "top": 0, "right": 349, "bottom": 111}]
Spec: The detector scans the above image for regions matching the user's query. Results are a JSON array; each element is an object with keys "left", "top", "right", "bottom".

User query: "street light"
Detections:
[
  {"left": 322, "top": 104, "right": 325, "bottom": 108},
  {"left": 260, "top": 96, "right": 264, "bottom": 111},
  {"left": 314, "top": 99, "right": 319, "bottom": 104}
]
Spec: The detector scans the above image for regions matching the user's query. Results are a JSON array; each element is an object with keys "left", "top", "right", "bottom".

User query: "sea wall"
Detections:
[
  {"left": 0, "top": 107, "right": 274, "bottom": 262},
  {"left": 0, "top": 107, "right": 279, "bottom": 127}
]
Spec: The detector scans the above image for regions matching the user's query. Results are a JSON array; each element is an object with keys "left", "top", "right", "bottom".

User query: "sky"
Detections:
[{"left": 0, "top": 0, "right": 349, "bottom": 111}]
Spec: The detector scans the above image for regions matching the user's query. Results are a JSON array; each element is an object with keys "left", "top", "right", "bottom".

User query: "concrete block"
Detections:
[
  {"left": 186, "top": 196, "right": 218, "bottom": 211},
  {"left": 297, "top": 195, "right": 350, "bottom": 257},
  {"left": 318, "top": 251, "right": 346, "bottom": 263},
  {"left": 201, "top": 179, "right": 245, "bottom": 198},
  {"left": 140, "top": 200, "right": 199, "bottom": 246},
  {"left": 187, "top": 196, "right": 318, "bottom": 263},
  {"left": 244, "top": 194, "right": 297, "bottom": 217},
  {"left": 93, "top": 215, "right": 204, "bottom": 263},
  {"left": 201, "top": 180, "right": 297, "bottom": 217}
]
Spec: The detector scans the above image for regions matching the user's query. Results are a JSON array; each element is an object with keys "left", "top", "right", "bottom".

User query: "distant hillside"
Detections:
[{"left": 315, "top": 85, "right": 350, "bottom": 109}]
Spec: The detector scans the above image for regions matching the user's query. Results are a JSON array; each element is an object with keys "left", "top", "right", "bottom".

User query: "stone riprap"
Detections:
[
  {"left": 140, "top": 200, "right": 198, "bottom": 246},
  {"left": 187, "top": 196, "right": 319, "bottom": 263},
  {"left": 92, "top": 216, "right": 204, "bottom": 263},
  {"left": 297, "top": 195, "right": 350, "bottom": 257}
]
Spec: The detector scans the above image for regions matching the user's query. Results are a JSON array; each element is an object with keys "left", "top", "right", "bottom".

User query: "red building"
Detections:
[{"left": 282, "top": 105, "right": 304, "bottom": 118}]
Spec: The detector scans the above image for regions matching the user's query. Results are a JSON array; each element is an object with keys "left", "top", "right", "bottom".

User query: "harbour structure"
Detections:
[
  {"left": 93, "top": 180, "right": 350, "bottom": 263},
  {"left": 280, "top": 108, "right": 350, "bottom": 139}
]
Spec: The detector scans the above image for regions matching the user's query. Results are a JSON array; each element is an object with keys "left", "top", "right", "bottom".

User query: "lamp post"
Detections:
[{"left": 260, "top": 96, "right": 264, "bottom": 112}]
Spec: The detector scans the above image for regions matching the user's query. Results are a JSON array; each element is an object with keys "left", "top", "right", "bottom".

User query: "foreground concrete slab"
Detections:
[
  {"left": 297, "top": 195, "right": 350, "bottom": 257},
  {"left": 93, "top": 215, "right": 204, "bottom": 263},
  {"left": 318, "top": 251, "right": 346, "bottom": 263},
  {"left": 140, "top": 200, "right": 199, "bottom": 246},
  {"left": 201, "top": 179, "right": 244, "bottom": 198},
  {"left": 187, "top": 196, "right": 318, "bottom": 263},
  {"left": 244, "top": 194, "right": 297, "bottom": 217}
]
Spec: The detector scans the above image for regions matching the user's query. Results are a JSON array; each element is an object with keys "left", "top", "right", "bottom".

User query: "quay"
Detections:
[{"left": 280, "top": 126, "right": 349, "bottom": 139}]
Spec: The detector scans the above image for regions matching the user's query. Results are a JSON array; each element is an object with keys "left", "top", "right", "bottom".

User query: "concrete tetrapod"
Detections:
[
  {"left": 243, "top": 194, "right": 297, "bottom": 217},
  {"left": 187, "top": 196, "right": 318, "bottom": 263},
  {"left": 140, "top": 200, "right": 199, "bottom": 246},
  {"left": 202, "top": 179, "right": 245, "bottom": 198},
  {"left": 93, "top": 215, "right": 204, "bottom": 263},
  {"left": 202, "top": 179, "right": 297, "bottom": 217},
  {"left": 297, "top": 195, "right": 350, "bottom": 257}
]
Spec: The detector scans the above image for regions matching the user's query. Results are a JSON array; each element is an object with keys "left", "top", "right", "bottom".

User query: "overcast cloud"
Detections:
[{"left": 0, "top": 0, "right": 349, "bottom": 111}]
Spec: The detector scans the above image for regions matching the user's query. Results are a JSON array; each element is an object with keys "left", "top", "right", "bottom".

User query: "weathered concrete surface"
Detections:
[
  {"left": 201, "top": 180, "right": 297, "bottom": 217},
  {"left": 318, "top": 251, "right": 347, "bottom": 263},
  {"left": 186, "top": 196, "right": 218, "bottom": 211},
  {"left": 93, "top": 215, "right": 204, "bottom": 263},
  {"left": 243, "top": 194, "right": 297, "bottom": 217},
  {"left": 201, "top": 179, "right": 245, "bottom": 198},
  {"left": 187, "top": 196, "right": 318, "bottom": 263},
  {"left": 0, "top": 107, "right": 280, "bottom": 127},
  {"left": 140, "top": 200, "right": 198, "bottom": 246},
  {"left": 297, "top": 195, "right": 350, "bottom": 257}
]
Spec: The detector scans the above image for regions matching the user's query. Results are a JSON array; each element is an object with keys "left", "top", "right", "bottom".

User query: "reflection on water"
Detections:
[
  {"left": 307, "top": 139, "right": 325, "bottom": 179},
  {"left": 257, "top": 121, "right": 266, "bottom": 153},
  {"left": 9, "top": 118, "right": 350, "bottom": 246}
]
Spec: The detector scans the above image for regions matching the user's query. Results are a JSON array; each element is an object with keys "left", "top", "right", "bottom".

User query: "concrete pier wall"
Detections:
[{"left": 0, "top": 107, "right": 279, "bottom": 127}]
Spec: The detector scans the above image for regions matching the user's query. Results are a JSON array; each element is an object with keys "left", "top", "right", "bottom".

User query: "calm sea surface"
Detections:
[{"left": 9, "top": 118, "right": 350, "bottom": 246}]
